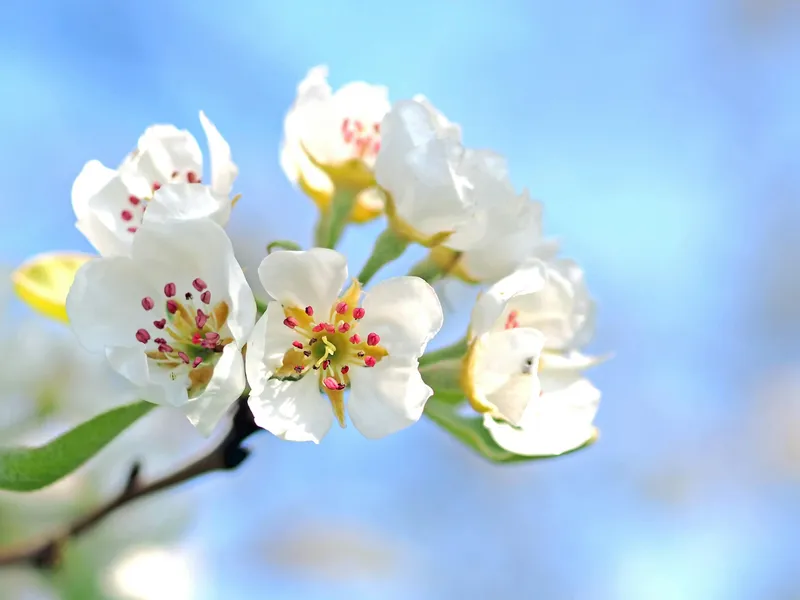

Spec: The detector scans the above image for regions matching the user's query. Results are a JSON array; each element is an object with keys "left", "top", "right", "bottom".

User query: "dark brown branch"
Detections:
[{"left": 0, "top": 395, "right": 260, "bottom": 569}]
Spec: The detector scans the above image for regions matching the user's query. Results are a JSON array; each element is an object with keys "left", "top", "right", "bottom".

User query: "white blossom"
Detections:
[
  {"left": 374, "top": 97, "right": 478, "bottom": 245},
  {"left": 466, "top": 259, "right": 602, "bottom": 453},
  {"left": 66, "top": 218, "right": 256, "bottom": 435},
  {"left": 280, "top": 65, "right": 389, "bottom": 222},
  {"left": 72, "top": 112, "right": 237, "bottom": 257},
  {"left": 245, "top": 248, "right": 443, "bottom": 442}
]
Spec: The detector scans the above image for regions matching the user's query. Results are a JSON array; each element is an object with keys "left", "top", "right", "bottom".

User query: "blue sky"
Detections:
[{"left": 1, "top": 1, "right": 799, "bottom": 598}]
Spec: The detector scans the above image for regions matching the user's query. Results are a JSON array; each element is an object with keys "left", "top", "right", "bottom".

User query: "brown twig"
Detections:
[{"left": 0, "top": 396, "right": 260, "bottom": 569}]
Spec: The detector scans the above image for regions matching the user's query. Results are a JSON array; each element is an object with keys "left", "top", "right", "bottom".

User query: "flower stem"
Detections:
[
  {"left": 320, "top": 187, "right": 358, "bottom": 249},
  {"left": 357, "top": 228, "right": 410, "bottom": 285},
  {"left": 419, "top": 337, "right": 469, "bottom": 367},
  {"left": 407, "top": 255, "right": 443, "bottom": 283}
]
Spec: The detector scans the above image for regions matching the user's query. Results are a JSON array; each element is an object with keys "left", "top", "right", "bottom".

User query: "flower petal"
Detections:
[
  {"left": 257, "top": 248, "right": 348, "bottom": 312},
  {"left": 105, "top": 346, "right": 189, "bottom": 407},
  {"left": 248, "top": 374, "right": 333, "bottom": 443},
  {"left": 132, "top": 124, "right": 203, "bottom": 181},
  {"left": 244, "top": 302, "right": 298, "bottom": 396},
  {"left": 183, "top": 343, "right": 246, "bottom": 436},
  {"left": 357, "top": 276, "right": 443, "bottom": 358},
  {"left": 66, "top": 256, "right": 160, "bottom": 352},
  {"left": 483, "top": 373, "right": 600, "bottom": 456},
  {"left": 144, "top": 182, "right": 231, "bottom": 227},
  {"left": 466, "top": 327, "right": 546, "bottom": 425},
  {"left": 72, "top": 160, "right": 117, "bottom": 220},
  {"left": 347, "top": 355, "right": 431, "bottom": 439},
  {"left": 199, "top": 111, "right": 238, "bottom": 197},
  {"left": 469, "top": 262, "right": 547, "bottom": 338}
]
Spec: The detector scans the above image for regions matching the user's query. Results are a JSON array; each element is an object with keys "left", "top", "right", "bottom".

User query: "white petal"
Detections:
[
  {"left": 483, "top": 374, "right": 600, "bottom": 456},
  {"left": 257, "top": 248, "right": 348, "bottom": 312},
  {"left": 348, "top": 355, "right": 431, "bottom": 439},
  {"left": 248, "top": 374, "right": 333, "bottom": 443},
  {"left": 244, "top": 302, "right": 298, "bottom": 396},
  {"left": 131, "top": 218, "right": 255, "bottom": 345},
  {"left": 469, "top": 263, "right": 547, "bottom": 338},
  {"left": 66, "top": 257, "right": 161, "bottom": 352},
  {"left": 106, "top": 346, "right": 189, "bottom": 407},
  {"left": 144, "top": 182, "right": 231, "bottom": 227},
  {"left": 134, "top": 124, "right": 203, "bottom": 180},
  {"left": 199, "top": 111, "right": 238, "bottom": 196},
  {"left": 507, "top": 265, "right": 588, "bottom": 351},
  {"left": 357, "top": 276, "right": 443, "bottom": 358},
  {"left": 73, "top": 165, "right": 145, "bottom": 257},
  {"left": 183, "top": 344, "right": 246, "bottom": 436},
  {"left": 540, "top": 351, "right": 608, "bottom": 373},
  {"left": 375, "top": 99, "right": 474, "bottom": 238},
  {"left": 468, "top": 327, "right": 545, "bottom": 425},
  {"left": 72, "top": 160, "right": 117, "bottom": 220}
]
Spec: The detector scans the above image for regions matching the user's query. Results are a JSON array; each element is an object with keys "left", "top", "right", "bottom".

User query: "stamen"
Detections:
[
  {"left": 141, "top": 297, "right": 155, "bottom": 310},
  {"left": 353, "top": 307, "right": 365, "bottom": 320},
  {"left": 152, "top": 181, "right": 162, "bottom": 191},
  {"left": 153, "top": 319, "right": 166, "bottom": 329},
  {"left": 185, "top": 292, "right": 193, "bottom": 300},
  {"left": 324, "top": 323, "right": 335, "bottom": 333},
  {"left": 166, "top": 300, "right": 178, "bottom": 314},
  {"left": 192, "top": 357, "right": 203, "bottom": 368},
  {"left": 154, "top": 337, "right": 166, "bottom": 345},
  {"left": 303, "top": 351, "right": 311, "bottom": 357},
  {"left": 305, "top": 306, "right": 314, "bottom": 316},
  {"left": 164, "top": 283, "right": 176, "bottom": 297},
  {"left": 341, "top": 365, "right": 350, "bottom": 374},
  {"left": 201, "top": 291, "right": 211, "bottom": 304},
  {"left": 364, "top": 356, "right": 376, "bottom": 367},
  {"left": 336, "top": 302, "right": 348, "bottom": 314},
  {"left": 178, "top": 352, "right": 190, "bottom": 364},
  {"left": 187, "top": 171, "right": 199, "bottom": 183},
  {"left": 292, "top": 341, "right": 304, "bottom": 349},
  {"left": 294, "top": 365, "right": 304, "bottom": 373},
  {"left": 127, "top": 227, "right": 138, "bottom": 233},
  {"left": 121, "top": 210, "right": 133, "bottom": 222},
  {"left": 322, "top": 377, "right": 339, "bottom": 390},
  {"left": 349, "top": 334, "right": 361, "bottom": 344},
  {"left": 284, "top": 317, "right": 299, "bottom": 328},
  {"left": 367, "top": 333, "right": 380, "bottom": 346},
  {"left": 322, "top": 360, "right": 330, "bottom": 370},
  {"left": 196, "top": 310, "right": 208, "bottom": 329},
  {"left": 129, "top": 195, "right": 141, "bottom": 206},
  {"left": 312, "top": 323, "right": 325, "bottom": 333},
  {"left": 158, "top": 343, "right": 174, "bottom": 353},
  {"left": 205, "top": 332, "right": 220, "bottom": 343},
  {"left": 338, "top": 322, "right": 351, "bottom": 333},
  {"left": 135, "top": 329, "right": 150, "bottom": 344},
  {"left": 192, "top": 278, "right": 208, "bottom": 291}
]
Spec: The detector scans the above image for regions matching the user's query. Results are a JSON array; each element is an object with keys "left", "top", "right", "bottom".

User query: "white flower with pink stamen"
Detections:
[
  {"left": 374, "top": 97, "right": 479, "bottom": 246},
  {"left": 66, "top": 218, "right": 256, "bottom": 435},
  {"left": 280, "top": 66, "right": 390, "bottom": 220},
  {"left": 464, "top": 259, "right": 602, "bottom": 454},
  {"left": 245, "top": 248, "right": 443, "bottom": 443},
  {"left": 72, "top": 111, "right": 238, "bottom": 257}
]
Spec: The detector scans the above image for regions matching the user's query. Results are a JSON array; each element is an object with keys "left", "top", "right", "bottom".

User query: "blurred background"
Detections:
[{"left": 1, "top": 0, "right": 799, "bottom": 598}]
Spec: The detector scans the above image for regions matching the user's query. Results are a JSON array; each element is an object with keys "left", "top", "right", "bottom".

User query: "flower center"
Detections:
[
  {"left": 120, "top": 170, "right": 201, "bottom": 235},
  {"left": 340, "top": 118, "right": 381, "bottom": 160},
  {"left": 273, "top": 280, "right": 388, "bottom": 427},
  {"left": 134, "top": 276, "right": 232, "bottom": 396}
]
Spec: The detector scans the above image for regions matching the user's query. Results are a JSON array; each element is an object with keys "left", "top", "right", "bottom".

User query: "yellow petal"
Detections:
[{"left": 11, "top": 251, "right": 94, "bottom": 323}]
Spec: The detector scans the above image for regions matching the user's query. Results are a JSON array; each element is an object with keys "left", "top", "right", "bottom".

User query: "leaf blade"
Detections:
[{"left": 0, "top": 401, "right": 154, "bottom": 492}]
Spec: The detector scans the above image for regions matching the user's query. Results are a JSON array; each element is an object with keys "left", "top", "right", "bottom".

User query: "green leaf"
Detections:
[
  {"left": 0, "top": 401, "right": 154, "bottom": 492},
  {"left": 424, "top": 396, "right": 596, "bottom": 463}
]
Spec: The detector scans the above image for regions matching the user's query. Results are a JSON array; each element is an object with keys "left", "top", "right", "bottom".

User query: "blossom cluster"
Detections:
[{"left": 15, "top": 66, "right": 605, "bottom": 457}]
